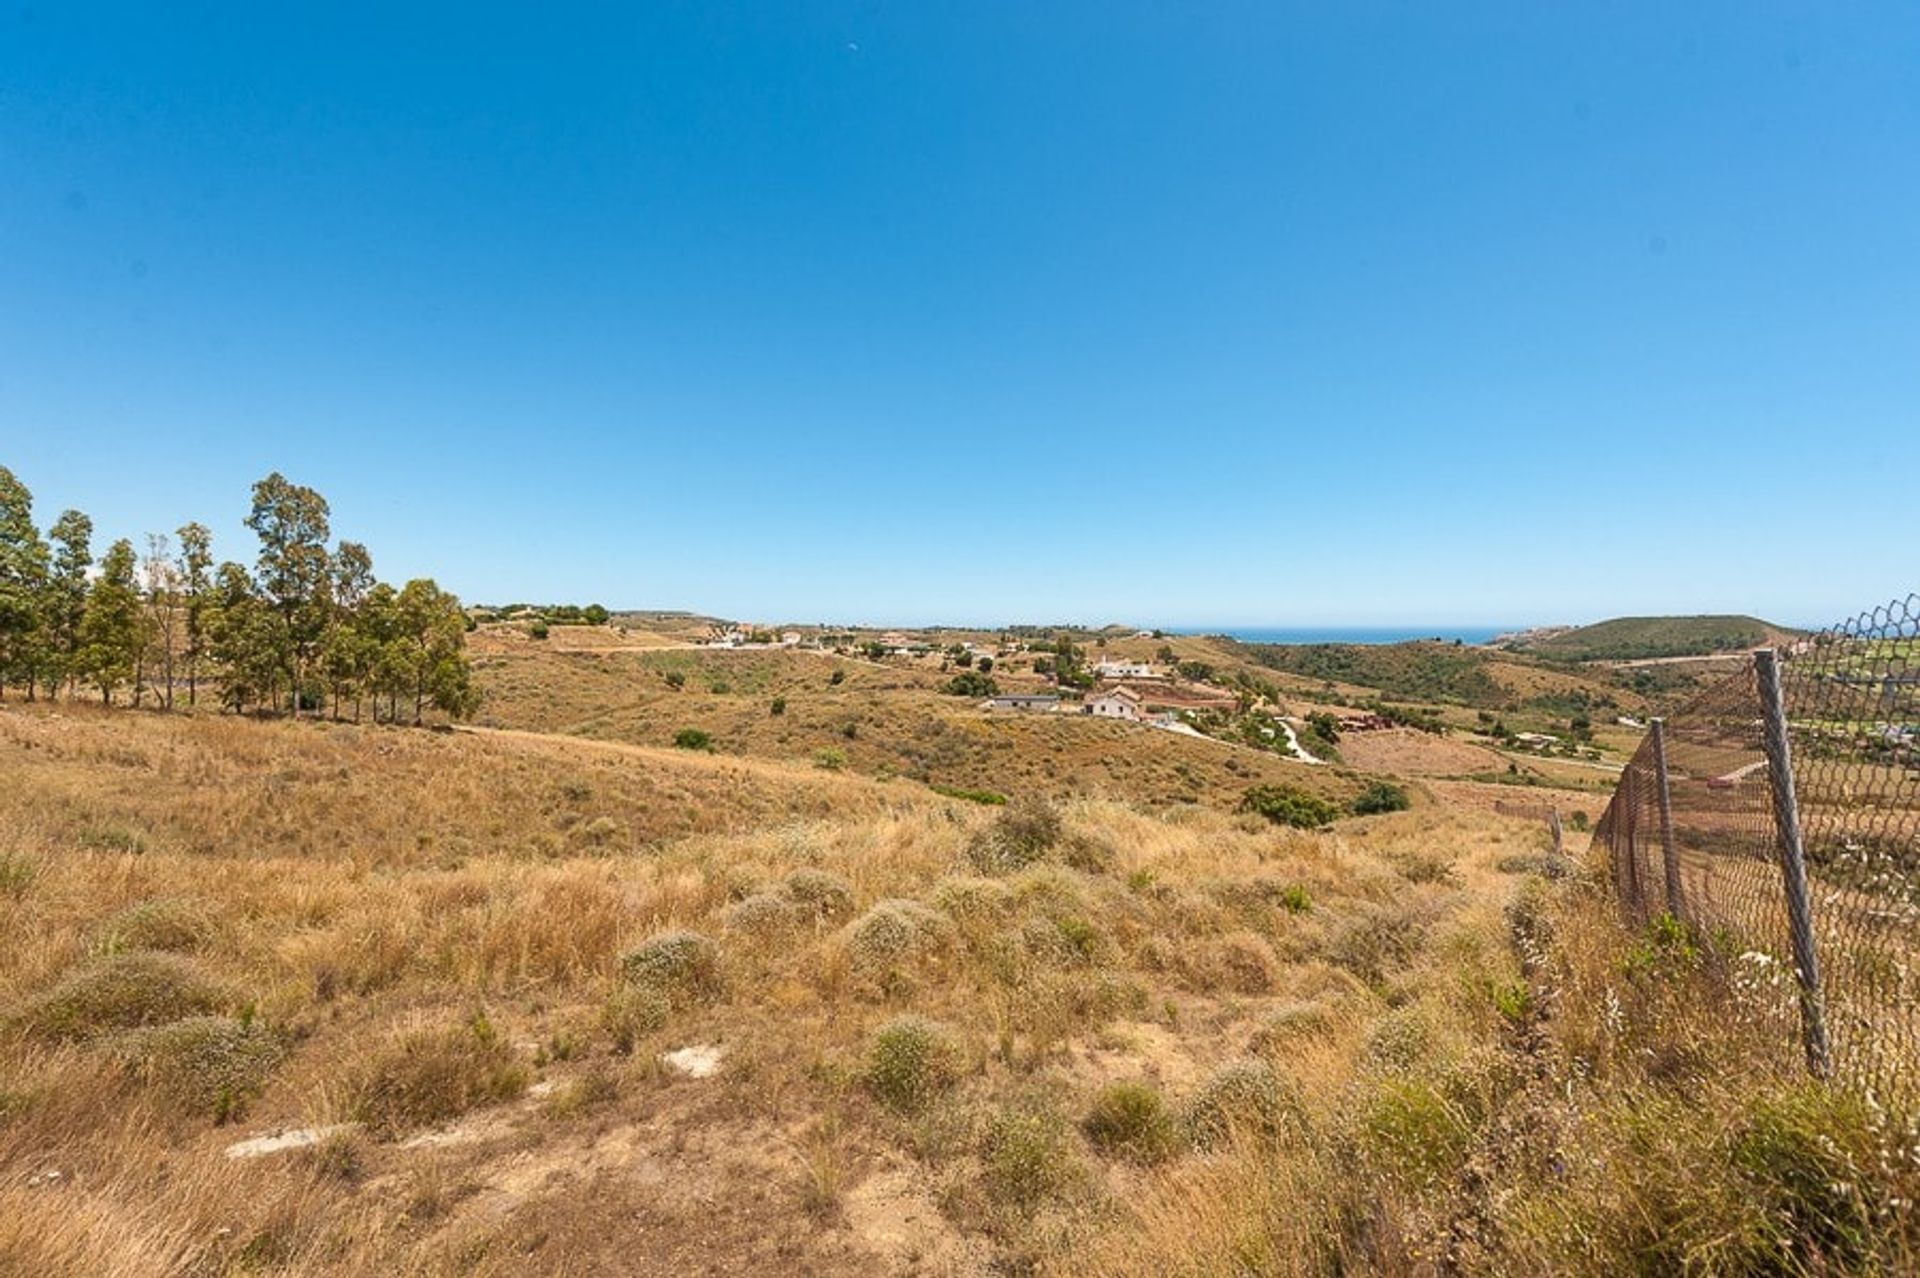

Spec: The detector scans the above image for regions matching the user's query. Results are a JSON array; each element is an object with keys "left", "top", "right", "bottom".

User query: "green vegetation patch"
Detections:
[
  {"left": 112, "top": 1014, "right": 285, "bottom": 1121},
  {"left": 9, "top": 952, "right": 231, "bottom": 1041}
]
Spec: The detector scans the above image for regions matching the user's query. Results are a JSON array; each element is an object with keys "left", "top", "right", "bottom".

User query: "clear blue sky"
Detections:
[{"left": 3, "top": 4, "right": 1915, "bottom": 628}]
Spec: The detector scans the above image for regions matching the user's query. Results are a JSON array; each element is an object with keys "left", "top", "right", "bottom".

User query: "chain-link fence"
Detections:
[{"left": 1592, "top": 593, "right": 1919, "bottom": 1110}]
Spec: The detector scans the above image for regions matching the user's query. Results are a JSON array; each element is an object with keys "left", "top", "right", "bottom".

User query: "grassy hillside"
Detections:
[
  {"left": 5, "top": 701, "right": 1913, "bottom": 1274},
  {"left": 1523, "top": 614, "right": 1797, "bottom": 662},
  {"left": 469, "top": 633, "right": 1365, "bottom": 813}
]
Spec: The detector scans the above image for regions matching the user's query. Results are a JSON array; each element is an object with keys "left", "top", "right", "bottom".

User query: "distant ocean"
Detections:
[{"left": 1172, "top": 625, "right": 1517, "bottom": 646}]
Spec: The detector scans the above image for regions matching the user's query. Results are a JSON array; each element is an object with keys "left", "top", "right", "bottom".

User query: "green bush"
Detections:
[
  {"left": 1239, "top": 784, "right": 1341, "bottom": 829},
  {"left": 112, "top": 1015, "right": 285, "bottom": 1122},
  {"left": 9, "top": 952, "right": 230, "bottom": 1041},
  {"left": 1083, "top": 1081, "right": 1179, "bottom": 1163},
  {"left": 619, "top": 931, "right": 724, "bottom": 1007},
  {"left": 941, "top": 671, "right": 1000, "bottom": 698},
  {"left": 673, "top": 727, "right": 713, "bottom": 751},
  {"left": 1351, "top": 780, "right": 1411, "bottom": 815},
  {"left": 864, "top": 1016, "right": 962, "bottom": 1111},
  {"left": 529, "top": 620, "right": 549, "bottom": 640},
  {"left": 769, "top": 697, "right": 786, "bottom": 716},
  {"left": 664, "top": 670, "right": 686, "bottom": 690},
  {"left": 983, "top": 1104, "right": 1083, "bottom": 1208},
  {"left": 828, "top": 668, "right": 846, "bottom": 685}
]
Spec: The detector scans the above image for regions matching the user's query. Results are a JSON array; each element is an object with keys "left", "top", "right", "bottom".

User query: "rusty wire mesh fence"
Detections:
[{"left": 1592, "top": 593, "right": 1920, "bottom": 1110}]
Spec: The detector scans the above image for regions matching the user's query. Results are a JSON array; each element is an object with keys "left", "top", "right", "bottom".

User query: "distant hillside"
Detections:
[
  {"left": 1522, "top": 615, "right": 1797, "bottom": 662},
  {"left": 1238, "top": 639, "right": 1511, "bottom": 707}
]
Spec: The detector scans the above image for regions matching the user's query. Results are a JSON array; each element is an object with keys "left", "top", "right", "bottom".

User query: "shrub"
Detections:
[
  {"left": 864, "top": 1016, "right": 962, "bottom": 1111},
  {"left": 844, "top": 900, "right": 950, "bottom": 973},
  {"left": 112, "top": 1015, "right": 285, "bottom": 1121},
  {"left": 602, "top": 985, "right": 668, "bottom": 1055},
  {"left": 941, "top": 671, "right": 1000, "bottom": 698},
  {"left": 966, "top": 797, "right": 1063, "bottom": 874},
  {"left": 721, "top": 891, "right": 799, "bottom": 936},
  {"left": 828, "top": 669, "right": 846, "bottom": 686},
  {"left": 664, "top": 670, "right": 686, "bottom": 690},
  {"left": 1361, "top": 1077, "right": 1476, "bottom": 1189},
  {"left": 1351, "top": 780, "right": 1411, "bottom": 815},
  {"left": 1239, "top": 784, "right": 1340, "bottom": 829},
  {"left": 770, "top": 697, "right": 786, "bottom": 716},
  {"left": 983, "top": 1104, "right": 1082, "bottom": 1208},
  {"left": 815, "top": 747, "right": 847, "bottom": 770},
  {"left": 1183, "top": 1059, "right": 1298, "bottom": 1150},
  {"left": 9, "top": 952, "right": 230, "bottom": 1041},
  {"left": 0, "top": 851, "right": 37, "bottom": 898},
  {"left": 932, "top": 784, "right": 1007, "bottom": 806},
  {"left": 1730, "top": 1087, "right": 1884, "bottom": 1268},
  {"left": 782, "top": 868, "right": 855, "bottom": 922},
  {"left": 92, "top": 899, "right": 214, "bottom": 955},
  {"left": 673, "top": 728, "right": 713, "bottom": 752},
  {"left": 1083, "top": 1081, "right": 1179, "bottom": 1163},
  {"left": 351, "top": 1012, "right": 530, "bottom": 1137},
  {"left": 619, "top": 931, "right": 724, "bottom": 1007},
  {"left": 529, "top": 620, "right": 549, "bottom": 640},
  {"left": 1279, "top": 883, "right": 1312, "bottom": 914},
  {"left": 1249, "top": 1002, "right": 1339, "bottom": 1053}
]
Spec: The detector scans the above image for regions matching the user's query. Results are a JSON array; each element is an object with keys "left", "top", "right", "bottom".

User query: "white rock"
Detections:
[{"left": 661, "top": 1044, "right": 725, "bottom": 1078}]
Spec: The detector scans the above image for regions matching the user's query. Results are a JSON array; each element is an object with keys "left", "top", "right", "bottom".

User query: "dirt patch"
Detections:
[
  {"left": 842, "top": 1160, "right": 989, "bottom": 1275},
  {"left": 1332, "top": 728, "right": 1509, "bottom": 777}
]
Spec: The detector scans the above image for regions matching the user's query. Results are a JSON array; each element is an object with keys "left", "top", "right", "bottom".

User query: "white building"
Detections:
[
  {"left": 1093, "top": 659, "right": 1155, "bottom": 679},
  {"left": 1087, "top": 686, "right": 1144, "bottom": 721}
]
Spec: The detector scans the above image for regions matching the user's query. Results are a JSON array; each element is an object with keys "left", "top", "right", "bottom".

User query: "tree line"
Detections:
[{"left": 0, "top": 466, "right": 476, "bottom": 723}]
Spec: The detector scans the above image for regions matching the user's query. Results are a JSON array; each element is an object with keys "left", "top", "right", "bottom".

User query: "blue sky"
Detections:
[{"left": 2, "top": 4, "right": 1915, "bottom": 628}]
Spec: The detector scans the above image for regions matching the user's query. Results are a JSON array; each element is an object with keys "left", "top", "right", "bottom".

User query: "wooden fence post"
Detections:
[
  {"left": 1651, "top": 719, "right": 1686, "bottom": 922},
  {"left": 1754, "top": 648, "right": 1832, "bottom": 1078}
]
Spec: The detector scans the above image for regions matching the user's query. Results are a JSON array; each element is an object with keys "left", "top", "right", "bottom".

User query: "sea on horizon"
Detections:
[{"left": 1172, "top": 625, "right": 1518, "bottom": 646}]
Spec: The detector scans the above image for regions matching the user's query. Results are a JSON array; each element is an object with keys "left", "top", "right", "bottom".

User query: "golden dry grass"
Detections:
[{"left": 4, "top": 699, "right": 1914, "bottom": 1276}]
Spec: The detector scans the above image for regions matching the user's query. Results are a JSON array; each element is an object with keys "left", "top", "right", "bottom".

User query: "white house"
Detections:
[
  {"left": 1093, "top": 659, "right": 1155, "bottom": 679},
  {"left": 1087, "top": 686, "right": 1144, "bottom": 721}
]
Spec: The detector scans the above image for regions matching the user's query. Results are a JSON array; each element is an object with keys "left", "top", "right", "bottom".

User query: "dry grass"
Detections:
[{"left": 3, "top": 699, "right": 1914, "bottom": 1274}]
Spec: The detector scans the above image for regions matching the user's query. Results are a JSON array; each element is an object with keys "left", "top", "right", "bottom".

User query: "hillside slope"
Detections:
[{"left": 1521, "top": 614, "right": 1798, "bottom": 662}]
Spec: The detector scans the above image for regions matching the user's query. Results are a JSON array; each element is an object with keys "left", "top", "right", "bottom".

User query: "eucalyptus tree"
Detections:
[{"left": 0, "top": 466, "right": 50, "bottom": 699}]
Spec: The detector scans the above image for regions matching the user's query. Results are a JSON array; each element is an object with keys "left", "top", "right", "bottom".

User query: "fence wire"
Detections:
[{"left": 1592, "top": 593, "right": 1920, "bottom": 1111}]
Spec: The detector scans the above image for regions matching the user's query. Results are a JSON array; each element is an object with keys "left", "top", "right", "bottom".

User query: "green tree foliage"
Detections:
[
  {"left": 942, "top": 670, "right": 1000, "bottom": 698},
  {"left": 0, "top": 466, "right": 476, "bottom": 724},
  {"left": 1351, "top": 781, "right": 1412, "bottom": 815},
  {"left": 245, "top": 473, "right": 333, "bottom": 714},
  {"left": 0, "top": 466, "right": 50, "bottom": 698},
  {"left": 76, "top": 540, "right": 149, "bottom": 704},
  {"left": 1240, "top": 783, "right": 1341, "bottom": 829}
]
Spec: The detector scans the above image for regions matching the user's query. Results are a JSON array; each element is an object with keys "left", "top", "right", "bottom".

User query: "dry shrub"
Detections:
[
  {"left": 1182, "top": 1058, "right": 1300, "bottom": 1151},
  {"left": 8, "top": 952, "right": 231, "bottom": 1041},
  {"left": 1248, "top": 1001, "right": 1340, "bottom": 1053},
  {"left": 111, "top": 1014, "right": 284, "bottom": 1121},
  {"left": 351, "top": 1011, "right": 530, "bottom": 1137},
  {"left": 982, "top": 1102, "right": 1083, "bottom": 1209},
  {"left": 618, "top": 931, "right": 724, "bottom": 1007},
  {"left": 967, "top": 797, "right": 1063, "bottom": 874},
  {"left": 721, "top": 891, "right": 799, "bottom": 936},
  {"left": 91, "top": 898, "right": 215, "bottom": 955},
  {"left": 843, "top": 899, "right": 951, "bottom": 975},
  {"left": 782, "top": 867, "right": 855, "bottom": 921}
]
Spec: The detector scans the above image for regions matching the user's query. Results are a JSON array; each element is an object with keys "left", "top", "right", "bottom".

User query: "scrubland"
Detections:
[{"left": 3, "top": 699, "right": 1915, "bottom": 1276}]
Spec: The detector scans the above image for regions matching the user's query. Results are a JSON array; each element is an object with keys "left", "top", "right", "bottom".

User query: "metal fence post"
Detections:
[
  {"left": 1651, "top": 719, "right": 1686, "bottom": 923},
  {"left": 1754, "top": 648, "right": 1833, "bottom": 1078}
]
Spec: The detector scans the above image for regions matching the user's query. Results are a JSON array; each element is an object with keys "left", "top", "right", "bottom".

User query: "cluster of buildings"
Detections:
[{"left": 983, "top": 668, "right": 1238, "bottom": 727}]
